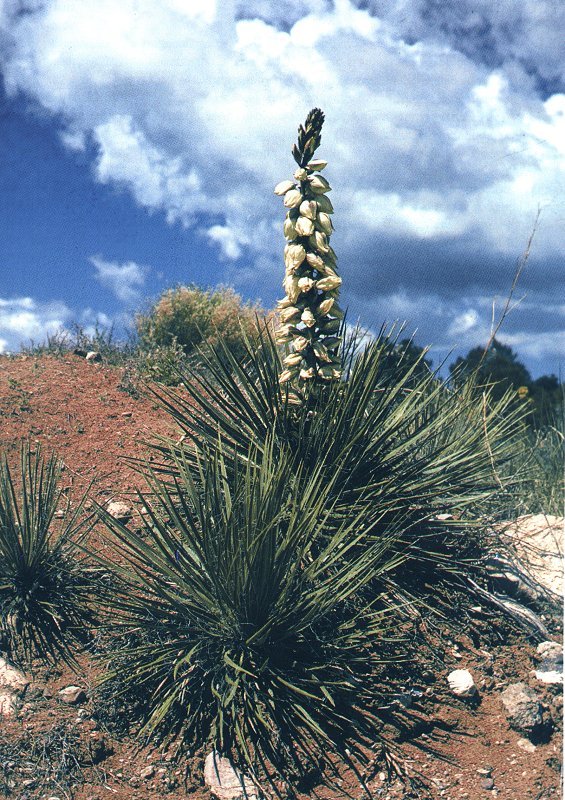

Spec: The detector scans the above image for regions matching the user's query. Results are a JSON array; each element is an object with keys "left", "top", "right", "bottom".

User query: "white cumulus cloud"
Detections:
[
  {"left": 0, "top": 0, "right": 563, "bottom": 373},
  {"left": 90, "top": 255, "right": 149, "bottom": 303}
]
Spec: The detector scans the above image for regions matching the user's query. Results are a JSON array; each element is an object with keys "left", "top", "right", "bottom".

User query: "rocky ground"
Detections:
[{"left": 0, "top": 354, "right": 562, "bottom": 800}]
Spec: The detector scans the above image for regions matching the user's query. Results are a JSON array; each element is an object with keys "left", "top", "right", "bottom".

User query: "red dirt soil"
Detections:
[{"left": 0, "top": 354, "right": 562, "bottom": 800}]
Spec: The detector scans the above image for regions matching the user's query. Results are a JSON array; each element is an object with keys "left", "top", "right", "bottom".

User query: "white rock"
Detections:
[
  {"left": 105, "top": 500, "right": 132, "bottom": 522},
  {"left": 498, "top": 515, "right": 564, "bottom": 597},
  {"left": 0, "top": 657, "right": 29, "bottom": 717},
  {"left": 85, "top": 351, "right": 102, "bottom": 362},
  {"left": 536, "top": 641, "right": 562, "bottom": 660},
  {"left": 516, "top": 738, "right": 536, "bottom": 753},
  {"left": 204, "top": 751, "right": 260, "bottom": 800},
  {"left": 58, "top": 685, "right": 86, "bottom": 704},
  {"left": 534, "top": 670, "right": 563, "bottom": 684},
  {"left": 447, "top": 669, "right": 477, "bottom": 697}
]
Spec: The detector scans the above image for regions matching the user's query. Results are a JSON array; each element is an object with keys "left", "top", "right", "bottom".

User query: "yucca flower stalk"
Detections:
[{"left": 274, "top": 109, "right": 343, "bottom": 390}]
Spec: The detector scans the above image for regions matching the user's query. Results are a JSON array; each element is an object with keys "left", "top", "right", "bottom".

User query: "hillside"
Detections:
[{"left": 0, "top": 353, "right": 562, "bottom": 800}]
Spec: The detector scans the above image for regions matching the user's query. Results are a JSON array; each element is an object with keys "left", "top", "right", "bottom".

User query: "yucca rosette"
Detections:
[{"left": 274, "top": 109, "right": 343, "bottom": 388}]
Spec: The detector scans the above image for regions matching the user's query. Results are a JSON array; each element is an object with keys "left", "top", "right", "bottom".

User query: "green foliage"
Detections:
[
  {"left": 95, "top": 438, "right": 403, "bottom": 782},
  {"left": 136, "top": 285, "right": 265, "bottom": 361},
  {"left": 510, "top": 414, "right": 564, "bottom": 516},
  {"left": 0, "top": 445, "right": 95, "bottom": 664},
  {"left": 451, "top": 338, "right": 563, "bottom": 426},
  {"left": 148, "top": 323, "right": 525, "bottom": 614}
]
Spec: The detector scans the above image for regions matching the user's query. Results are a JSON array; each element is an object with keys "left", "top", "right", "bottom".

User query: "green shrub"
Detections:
[
  {"left": 136, "top": 285, "right": 265, "bottom": 361},
  {"left": 95, "top": 439, "right": 403, "bottom": 783},
  {"left": 0, "top": 445, "right": 96, "bottom": 664}
]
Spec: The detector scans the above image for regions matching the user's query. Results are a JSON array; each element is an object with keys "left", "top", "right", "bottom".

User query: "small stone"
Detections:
[
  {"left": 140, "top": 765, "right": 155, "bottom": 780},
  {"left": 477, "top": 768, "right": 492, "bottom": 777},
  {"left": 58, "top": 685, "right": 86, "bottom": 704},
  {"left": 481, "top": 777, "right": 495, "bottom": 790},
  {"left": 121, "top": 411, "right": 133, "bottom": 417},
  {"left": 85, "top": 351, "right": 102, "bottom": 362},
  {"left": 204, "top": 751, "right": 259, "bottom": 800},
  {"left": 516, "top": 738, "right": 537, "bottom": 753},
  {"left": 447, "top": 669, "right": 477, "bottom": 697},
  {"left": 105, "top": 500, "right": 133, "bottom": 522}
]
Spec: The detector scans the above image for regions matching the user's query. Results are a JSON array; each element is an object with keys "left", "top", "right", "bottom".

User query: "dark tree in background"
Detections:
[{"left": 450, "top": 338, "right": 562, "bottom": 427}]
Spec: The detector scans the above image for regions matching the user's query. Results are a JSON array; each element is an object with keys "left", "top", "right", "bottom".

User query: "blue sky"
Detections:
[{"left": 1, "top": 0, "right": 563, "bottom": 377}]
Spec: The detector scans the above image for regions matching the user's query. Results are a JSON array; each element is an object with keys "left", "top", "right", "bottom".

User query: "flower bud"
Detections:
[
  {"left": 284, "top": 243, "right": 306, "bottom": 272},
  {"left": 307, "top": 159, "right": 328, "bottom": 171},
  {"left": 309, "top": 231, "right": 329, "bottom": 254},
  {"left": 283, "top": 275, "right": 300, "bottom": 303},
  {"left": 294, "top": 168, "right": 308, "bottom": 181},
  {"left": 283, "top": 189, "right": 303, "bottom": 208},
  {"left": 316, "top": 212, "right": 333, "bottom": 235},
  {"left": 283, "top": 216, "right": 297, "bottom": 240},
  {"left": 318, "top": 364, "right": 341, "bottom": 380},
  {"left": 285, "top": 391, "right": 302, "bottom": 405},
  {"left": 293, "top": 335, "right": 309, "bottom": 352},
  {"left": 316, "top": 275, "right": 342, "bottom": 291},
  {"left": 316, "top": 195, "right": 334, "bottom": 213},
  {"left": 309, "top": 175, "right": 331, "bottom": 194},
  {"left": 283, "top": 352, "right": 303, "bottom": 367},
  {"left": 299, "top": 200, "right": 317, "bottom": 220},
  {"left": 306, "top": 252, "right": 325, "bottom": 270},
  {"left": 300, "top": 367, "right": 315, "bottom": 380},
  {"left": 277, "top": 296, "right": 293, "bottom": 309},
  {"left": 295, "top": 216, "right": 314, "bottom": 236},
  {"left": 274, "top": 180, "right": 295, "bottom": 196},
  {"left": 279, "top": 368, "right": 299, "bottom": 384},
  {"left": 301, "top": 308, "right": 316, "bottom": 327},
  {"left": 280, "top": 306, "right": 301, "bottom": 323},
  {"left": 312, "top": 341, "right": 331, "bottom": 362},
  {"left": 317, "top": 297, "right": 334, "bottom": 316},
  {"left": 297, "top": 277, "right": 315, "bottom": 293}
]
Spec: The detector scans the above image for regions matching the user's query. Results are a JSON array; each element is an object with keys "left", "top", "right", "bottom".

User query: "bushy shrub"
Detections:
[
  {"left": 136, "top": 285, "right": 265, "bottom": 361},
  {"left": 0, "top": 445, "right": 96, "bottom": 664}
]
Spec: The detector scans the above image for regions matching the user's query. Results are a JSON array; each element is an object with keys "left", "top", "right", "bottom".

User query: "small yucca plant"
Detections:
[
  {"left": 96, "top": 438, "right": 406, "bottom": 783},
  {"left": 0, "top": 445, "right": 95, "bottom": 664}
]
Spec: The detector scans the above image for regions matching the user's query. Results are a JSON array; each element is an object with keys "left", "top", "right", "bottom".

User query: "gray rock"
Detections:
[
  {"left": 204, "top": 751, "right": 260, "bottom": 799},
  {"left": 481, "top": 777, "right": 495, "bottom": 790},
  {"left": 58, "top": 685, "right": 86, "bottom": 704},
  {"left": 500, "top": 683, "right": 543, "bottom": 735}
]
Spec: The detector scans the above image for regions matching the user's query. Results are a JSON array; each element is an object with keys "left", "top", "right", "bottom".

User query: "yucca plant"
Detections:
[
  {"left": 145, "top": 109, "right": 528, "bottom": 622},
  {"left": 95, "top": 437, "right": 408, "bottom": 784},
  {"left": 0, "top": 445, "right": 95, "bottom": 665}
]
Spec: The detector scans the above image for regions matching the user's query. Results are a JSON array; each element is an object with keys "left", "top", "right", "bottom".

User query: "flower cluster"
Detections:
[{"left": 274, "top": 109, "right": 343, "bottom": 389}]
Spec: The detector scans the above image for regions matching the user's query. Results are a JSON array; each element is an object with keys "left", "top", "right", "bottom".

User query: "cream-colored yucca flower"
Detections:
[
  {"left": 297, "top": 277, "right": 315, "bottom": 293},
  {"left": 274, "top": 179, "right": 295, "bottom": 196},
  {"left": 295, "top": 216, "right": 314, "bottom": 236},
  {"left": 280, "top": 306, "right": 301, "bottom": 323},
  {"left": 274, "top": 108, "right": 342, "bottom": 389},
  {"left": 283, "top": 189, "right": 303, "bottom": 208},
  {"left": 316, "top": 275, "right": 342, "bottom": 291},
  {"left": 299, "top": 200, "right": 317, "bottom": 220},
  {"left": 301, "top": 308, "right": 316, "bottom": 327}
]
